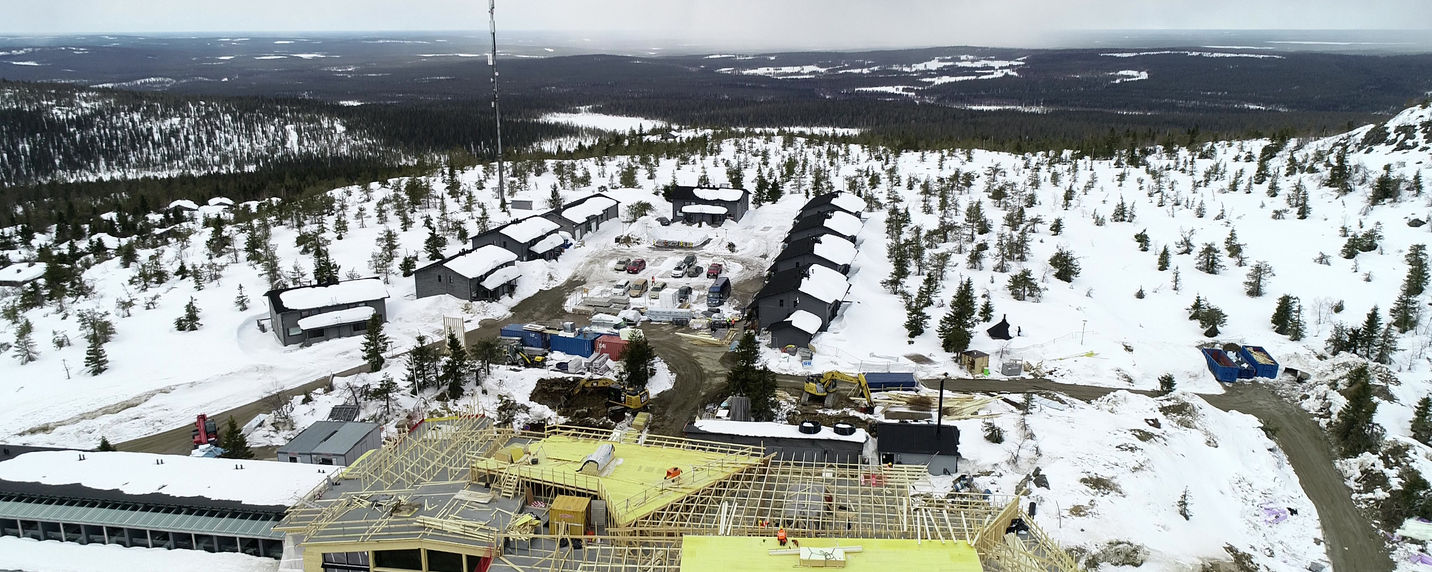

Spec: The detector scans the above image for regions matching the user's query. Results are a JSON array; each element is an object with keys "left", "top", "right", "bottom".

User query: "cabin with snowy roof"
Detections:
[
  {"left": 541, "top": 193, "right": 620, "bottom": 240},
  {"left": 784, "top": 210, "right": 862, "bottom": 245},
  {"left": 771, "top": 234, "right": 858, "bottom": 275},
  {"left": 0, "top": 263, "right": 46, "bottom": 287},
  {"left": 668, "top": 185, "right": 750, "bottom": 225},
  {"left": 470, "top": 215, "right": 568, "bottom": 261},
  {"left": 413, "top": 245, "right": 522, "bottom": 301},
  {"left": 751, "top": 265, "right": 849, "bottom": 346},
  {"left": 797, "top": 191, "right": 865, "bottom": 219},
  {"left": 264, "top": 277, "right": 389, "bottom": 346}
]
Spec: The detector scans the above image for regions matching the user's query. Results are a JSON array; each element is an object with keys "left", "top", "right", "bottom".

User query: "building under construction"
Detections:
[{"left": 276, "top": 416, "right": 1080, "bottom": 572}]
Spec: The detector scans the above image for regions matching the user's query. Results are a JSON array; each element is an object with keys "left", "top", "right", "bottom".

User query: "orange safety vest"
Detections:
[{"left": 777, "top": 528, "right": 787, "bottom": 542}]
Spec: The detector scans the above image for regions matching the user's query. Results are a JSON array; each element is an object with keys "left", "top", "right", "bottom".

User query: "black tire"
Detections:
[
  {"left": 798, "top": 421, "right": 821, "bottom": 434},
  {"left": 833, "top": 422, "right": 856, "bottom": 436}
]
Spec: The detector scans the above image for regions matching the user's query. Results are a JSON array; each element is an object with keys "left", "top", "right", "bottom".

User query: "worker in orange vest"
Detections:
[{"left": 777, "top": 526, "right": 788, "bottom": 547}]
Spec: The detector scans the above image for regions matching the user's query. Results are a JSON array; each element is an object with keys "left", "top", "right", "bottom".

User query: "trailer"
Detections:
[
  {"left": 549, "top": 331, "right": 601, "bottom": 358},
  {"left": 1238, "top": 345, "right": 1280, "bottom": 378},
  {"left": 863, "top": 372, "right": 919, "bottom": 391}
]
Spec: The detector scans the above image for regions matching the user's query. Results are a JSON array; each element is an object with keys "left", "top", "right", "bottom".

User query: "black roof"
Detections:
[
  {"left": 752, "top": 266, "right": 806, "bottom": 302},
  {"left": 875, "top": 422, "right": 960, "bottom": 456},
  {"left": 798, "top": 193, "right": 861, "bottom": 218},
  {"left": 987, "top": 316, "right": 1012, "bottom": 340},
  {"left": 785, "top": 212, "right": 853, "bottom": 241},
  {"left": 0, "top": 477, "right": 290, "bottom": 514},
  {"left": 668, "top": 185, "right": 749, "bottom": 203}
]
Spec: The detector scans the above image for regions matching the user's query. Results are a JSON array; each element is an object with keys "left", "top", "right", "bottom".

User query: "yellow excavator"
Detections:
[
  {"left": 574, "top": 377, "right": 651, "bottom": 411},
  {"left": 803, "top": 371, "right": 873, "bottom": 411}
]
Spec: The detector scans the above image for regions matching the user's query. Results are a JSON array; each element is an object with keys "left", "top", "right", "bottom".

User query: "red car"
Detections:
[
  {"left": 706, "top": 262, "right": 724, "bottom": 278},
  {"left": 626, "top": 258, "right": 647, "bottom": 274}
]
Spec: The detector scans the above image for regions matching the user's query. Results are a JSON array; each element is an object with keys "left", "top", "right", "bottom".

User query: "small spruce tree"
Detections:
[
  {"left": 97, "top": 437, "right": 116, "bottom": 452},
  {"left": 361, "top": 314, "right": 390, "bottom": 372},
  {"left": 1410, "top": 395, "right": 1432, "bottom": 446},
  {"left": 234, "top": 284, "right": 250, "bottom": 311},
  {"left": 84, "top": 334, "right": 108, "bottom": 375},
  {"left": 218, "top": 417, "right": 255, "bottom": 459}
]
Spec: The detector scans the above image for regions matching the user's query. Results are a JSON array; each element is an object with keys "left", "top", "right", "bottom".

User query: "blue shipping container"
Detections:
[
  {"left": 501, "top": 324, "right": 548, "bottom": 349},
  {"left": 499, "top": 324, "right": 526, "bottom": 340},
  {"left": 864, "top": 372, "right": 918, "bottom": 391},
  {"left": 1238, "top": 345, "right": 1280, "bottom": 378},
  {"left": 548, "top": 332, "right": 600, "bottom": 358},
  {"left": 1201, "top": 348, "right": 1241, "bottom": 383}
]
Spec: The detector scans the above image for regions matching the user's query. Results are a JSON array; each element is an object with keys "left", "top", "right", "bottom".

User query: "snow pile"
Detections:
[
  {"left": 499, "top": 217, "right": 560, "bottom": 243},
  {"left": 0, "top": 537, "right": 278, "bottom": 572},
  {"left": 950, "top": 392, "right": 1326, "bottom": 571},
  {"left": 827, "top": 192, "right": 865, "bottom": 214},
  {"left": 681, "top": 204, "right": 728, "bottom": 214},
  {"left": 480, "top": 266, "right": 522, "bottom": 289},
  {"left": 444, "top": 245, "right": 518, "bottom": 279},
  {"left": 277, "top": 277, "right": 387, "bottom": 310},
  {"left": 0, "top": 262, "right": 45, "bottom": 283},
  {"left": 798, "top": 265, "right": 849, "bottom": 304},
  {"left": 692, "top": 187, "right": 746, "bottom": 202},
  {"left": 785, "top": 310, "right": 824, "bottom": 334},
  {"left": 295, "top": 306, "right": 375, "bottom": 330},
  {"left": 0, "top": 450, "right": 334, "bottom": 506}
]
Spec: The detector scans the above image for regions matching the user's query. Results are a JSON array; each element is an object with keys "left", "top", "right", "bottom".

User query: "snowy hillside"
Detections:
[
  {"left": 1, "top": 102, "right": 1431, "bottom": 569},
  {"left": 0, "top": 83, "right": 397, "bottom": 186}
]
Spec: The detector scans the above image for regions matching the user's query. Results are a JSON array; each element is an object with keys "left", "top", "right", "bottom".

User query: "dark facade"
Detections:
[
  {"left": 470, "top": 216, "right": 566, "bottom": 262},
  {"left": 413, "top": 245, "right": 521, "bottom": 302},
  {"left": 767, "top": 320, "right": 816, "bottom": 350},
  {"left": 875, "top": 422, "right": 961, "bottom": 475},
  {"left": 770, "top": 235, "right": 854, "bottom": 275},
  {"left": 668, "top": 185, "right": 750, "bottom": 225},
  {"left": 264, "top": 278, "right": 389, "bottom": 347},
  {"left": 796, "top": 192, "right": 865, "bottom": 220},
  {"left": 541, "top": 193, "right": 620, "bottom": 240},
  {"left": 784, "top": 211, "right": 860, "bottom": 245},
  {"left": 750, "top": 267, "right": 841, "bottom": 330}
]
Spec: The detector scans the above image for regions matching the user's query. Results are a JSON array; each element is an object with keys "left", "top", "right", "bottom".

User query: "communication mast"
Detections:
[{"left": 488, "top": 0, "right": 506, "bottom": 206}]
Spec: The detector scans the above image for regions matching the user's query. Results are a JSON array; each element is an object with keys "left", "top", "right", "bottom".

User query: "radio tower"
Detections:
[{"left": 488, "top": 0, "right": 506, "bottom": 209}]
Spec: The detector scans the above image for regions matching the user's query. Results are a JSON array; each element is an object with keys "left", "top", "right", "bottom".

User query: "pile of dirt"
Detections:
[
  {"left": 788, "top": 411, "right": 869, "bottom": 431},
  {"left": 529, "top": 377, "right": 620, "bottom": 426}
]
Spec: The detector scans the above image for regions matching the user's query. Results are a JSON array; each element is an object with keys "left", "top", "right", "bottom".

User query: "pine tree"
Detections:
[
  {"left": 84, "top": 334, "right": 108, "bottom": 375},
  {"left": 440, "top": 331, "right": 470, "bottom": 399},
  {"left": 1330, "top": 365, "right": 1383, "bottom": 457},
  {"left": 361, "top": 314, "right": 390, "bottom": 372},
  {"left": 234, "top": 284, "right": 250, "bottom": 311},
  {"left": 1359, "top": 307, "right": 1383, "bottom": 358},
  {"left": 726, "top": 331, "right": 777, "bottom": 421},
  {"left": 97, "top": 437, "right": 116, "bottom": 451},
  {"left": 312, "top": 241, "right": 339, "bottom": 284},
  {"left": 174, "top": 297, "right": 201, "bottom": 331},
  {"left": 618, "top": 333, "right": 658, "bottom": 390},
  {"left": 423, "top": 219, "right": 447, "bottom": 260},
  {"left": 903, "top": 296, "right": 929, "bottom": 340},
  {"left": 1049, "top": 247, "right": 1081, "bottom": 282},
  {"left": 1007, "top": 269, "right": 1042, "bottom": 301},
  {"left": 979, "top": 296, "right": 995, "bottom": 323},
  {"left": 1177, "top": 487, "right": 1192, "bottom": 521},
  {"left": 1376, "top": 323, "right": 1398, "bottom": 365},
  {"left": 1159, "top": 373, "right": 1177, "bottom": 395},
  {"left": 1410, "top": 396, "right": 1432, "bottom": 446},
  {"left": 1157, "top": 245, "right": 1170, "bottom": 271},
  {"left": 1049, "top": 218, "right": 1063, "bottom": 235},
  {"left": 938, "top": 278, "right": 978, "bottom": 353},
  {"left": 405, "top": 335, "right": 439, "bottom": 394},
  {"left": 1271, "top": 294, "right": 1296, "bottom": 335},
  {"left": 1404, "top": 245, "right": 1429, "bottom": 297},
  {"left": 1391, "top": 293, "right": 1420, "bottom": 333},
  {"left": 1194, "top": 243, "right": 1223, "bottom": 274},
  {"left": 1243, "top": 261, "right": 1274, "bottom": 297},
  {"left": 367, "top": 374, "right": 400, "bottom": 416},
  {"left": 12, "top": 318, "right": 38, "bottom": 364},
  {"left": 218, "top": 417, "right": 254, "bottom": 459},
  {"left": 1288, "top": 300, "right": 1306, "bottom": 341}
]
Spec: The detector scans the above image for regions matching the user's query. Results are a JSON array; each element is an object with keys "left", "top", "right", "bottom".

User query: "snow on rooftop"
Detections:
[
  {"left": 167, "top": 199, "right": 198, "bottom": 211},
  {"left": 693, "top": 419, "right": 868, "bottom": 443},
  {"left": 0, "top": 263, "right": 46, "bottom": 284},
  {"left": 0, "top": 450, "right": 334, "bottom": 506},
  {"left": 207, "top": 196, "right": 235, "bottom": 207},
  {"left": 480, "top": 265, "right": 522, "bottom": 290},
  {"left": 824, "top": 211, "right": 863, "bottom": 237},
  {"left": 681, "top": 204, "right": 729, "bottom": 215},
  {"left": 692, "top": 187, "right": 745, "bottom": 202},
  {"left": 799, "top": 265, "right": 850, "bottom": 304},
  {"left": 829, "top": 192, "right": 864, "bottom": 214},
  {"left": 499, "top": 217, "right": 560, "bottom": 243},
  {"left": 529, "top": 233, "right": 567, "bottom": 254},
  {"left": 444, "top": 245, "right": 517, "bottom": 279},
  {"left": 295, "top": 306, "right": 376, "bottom": 331},
  {"left": 560, "top": 195, "right": 617, "bottom": 223},
  {"left": 812, "top": 235, "right": 857, "bottom": 266},
  {"left": 0, "top": 536, "right": 281, "bottom": 572},
  {"left": 785, "top": 310, "right": 823, "bottom": 334},
  {"left": 277, "top": 278, "right": 387, "bottom": 311}
]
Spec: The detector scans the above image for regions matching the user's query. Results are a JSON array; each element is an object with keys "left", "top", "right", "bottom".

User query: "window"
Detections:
[
  {"left": 287, "top": 327, "right": 302, "bottom": 337},
  {"left": 778, "top": 299, "right": 784, "bottom": 307},
  {"left": 426, "top": 550, "right": 465, "bottom": 572},
  {"left": 289, "top": 456, "right": 298, "bottom": 463},
  {"left": 319, "top": 457, "right": 334, "bottom": 465},
  {"left": 374, "top": 549, "right": 422, "bottom": 570}
]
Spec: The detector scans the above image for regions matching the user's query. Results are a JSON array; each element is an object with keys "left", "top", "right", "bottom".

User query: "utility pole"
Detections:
[{"left": 488, "top": 0, "right": 506, "bottom": 210}]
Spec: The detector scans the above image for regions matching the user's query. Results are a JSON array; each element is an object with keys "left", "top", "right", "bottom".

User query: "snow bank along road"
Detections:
[{"left": 908, "top": 375, "right": 1389, "bottom": 572}]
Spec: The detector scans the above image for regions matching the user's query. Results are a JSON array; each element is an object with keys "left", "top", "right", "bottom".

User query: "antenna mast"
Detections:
[{"left": 488, "top": 0, "right": 506, "bottom": 206}]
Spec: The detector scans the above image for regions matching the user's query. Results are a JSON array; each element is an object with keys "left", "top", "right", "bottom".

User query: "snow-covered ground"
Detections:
[
  {"left": 0, "top": 450, "right": 333, "bottom": 506},
  {"left": 0, "top": 536, "right": 277, "bottom": 572}
]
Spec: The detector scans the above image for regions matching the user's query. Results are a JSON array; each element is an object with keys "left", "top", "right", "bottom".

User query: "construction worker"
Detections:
[{"left": 776, "top": 526, "right": 788, "bottom": 547}]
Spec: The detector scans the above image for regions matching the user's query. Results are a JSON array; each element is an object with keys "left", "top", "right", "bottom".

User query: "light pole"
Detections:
[{"left": 1080, "top": 319, "right": 1087, "bottom": 346}]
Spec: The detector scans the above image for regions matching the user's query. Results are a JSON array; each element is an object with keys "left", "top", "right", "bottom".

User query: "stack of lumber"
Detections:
[{"left": 870, "top": 391, "right": 998, "bottom": 420}]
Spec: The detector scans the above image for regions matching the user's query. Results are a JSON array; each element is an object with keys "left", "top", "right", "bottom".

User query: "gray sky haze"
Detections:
[{"left": 5, "top": 0, "right": 1430, "bottom": 50}]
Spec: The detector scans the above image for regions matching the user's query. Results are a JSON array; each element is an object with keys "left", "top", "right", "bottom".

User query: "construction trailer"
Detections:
[
  {"left": 277, "top": 421, "right": 381, "bottom": 466},
  {"left": 277, "top": 417, "right": 1081, "bottom": 572},
  {"left": 863, "top": 372, "right": 919, "bottom": 391}
]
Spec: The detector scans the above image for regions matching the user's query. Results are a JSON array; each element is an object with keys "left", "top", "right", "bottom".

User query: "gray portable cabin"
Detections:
[
  {"left": 541, "top": 193, "right": 620, "bottom": 240},
  {"left": 875, "top": 422, "right": 960, "bottom": 475},
  {"left": 668, "top": 185, "right": 750, "bottom": 225},
  {"left": 413, "top": 245, "right": 522, "bottom": 301},
  {"left": 264, "top": 278, "right": 389, "bottom": 347},
  {"left": 751, "top": 265, "right": 847, "bottom": 331},
  {"left": 470, "top": 215, "right": 566, "bottom": 261},
  {"left": 276, "top": 421, "right": 381, "bottom": 466}
]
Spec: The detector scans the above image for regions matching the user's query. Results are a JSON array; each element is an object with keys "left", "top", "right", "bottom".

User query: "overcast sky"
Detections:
[{"left": 6, "top": 0, "right": 1430, "bottom": 48}]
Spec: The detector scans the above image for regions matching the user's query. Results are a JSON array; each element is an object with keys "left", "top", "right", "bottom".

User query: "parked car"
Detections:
[
  {"left": 684, "top": 264, "right": 703, "bottom": 277},
  {"left": 648, "top": 281, "right": 668, "bottom": 299},
  {"left": 656, "top": 216, "right": 671, "bottom": 226},
  {"left": 671, "top": 254, "right": 698, "bottom": 277},
  {"left": 706, "top": 262, "right": 724, "bottom": 278},
  {"left": 626, "top": 258, "right": 647, "bottom": 274},
  {"left": 628, "top": 279, "right": 648, "bottom": 297},
  {"left": 677, "top": 285, "right": 693, "bottom": 303},
  {"left": 613, "top": 257, "right": 631, "bottom": 271}
]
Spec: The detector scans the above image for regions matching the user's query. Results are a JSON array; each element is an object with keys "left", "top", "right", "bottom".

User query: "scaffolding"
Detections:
[{"left": 278, "top": 418, "right": 1082, "bottom": 572}]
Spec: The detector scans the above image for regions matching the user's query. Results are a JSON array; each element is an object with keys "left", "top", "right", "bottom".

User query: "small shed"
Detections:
[
  {"left": 550, "top": 495, "right": 591, "bottom": 535},
  {"left": 1238, "top": 345, "right": 1280, "bottom": 378},
  {"left": 276, "top": 420, "right": 381, "bottom": 466},
  {"left": 959, "top": 350, "right": 990, "bottom": 375}
]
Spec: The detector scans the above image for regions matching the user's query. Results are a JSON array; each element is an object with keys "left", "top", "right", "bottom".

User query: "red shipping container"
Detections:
[{"left": 594, "top": 335, "right": 628, "bottom": 360}]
